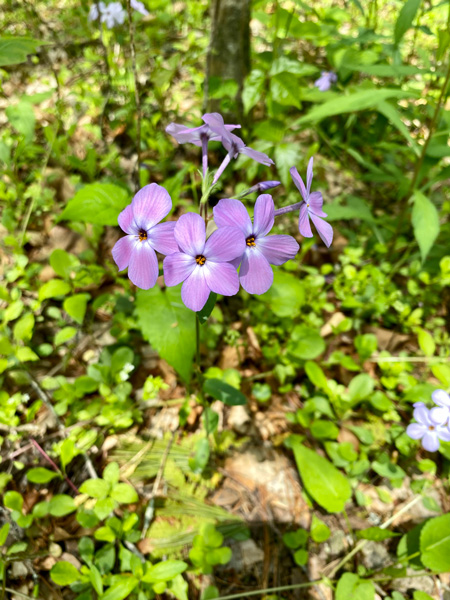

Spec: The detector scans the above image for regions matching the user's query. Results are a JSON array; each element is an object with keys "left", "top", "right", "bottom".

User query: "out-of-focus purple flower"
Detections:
[
  {"left": 213, "top": 195, "right": 299, "bottom": 295},
  {"left": 112, "top": 183, "right": 178, "bottom": 290},
  {"left": 406, "top": 402, "right": 450, "bottom": 452},
  {"left": 89, "top": 2, "right": 105, "bottom": 20},
  {"left": 240, "top": 181, "right": 281, "bottom": 198},
  {"left": 429, "top": 389, "right": 450, "bottom": 425},
  {"left": 314, "top": 71, "right": 337, "bottom": 92},
  {"left": 130, "top": 0, "right": 149, "bottom": 16},
  {"left": 102, "top": 2, "right": 126, "bottom": 27},
  {"left": 163, "top": 213, "right": 245, "bottom": 312},
  {"left": 166, "top": 114, "right": 240, "bottom": 147},
  {"left": 202, "top": 113, "right": 274, "bottom": 183},
  {"left": 290, "top": 157, "right": 333, "bottom": 248}
]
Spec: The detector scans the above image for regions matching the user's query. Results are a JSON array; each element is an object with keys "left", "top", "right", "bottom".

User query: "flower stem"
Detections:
[
  {"left": 201, "top": 135, "right": 208, "bottom": 179},
  {"left": 126, "top": 0, "right": 142, "bottom": 192}
]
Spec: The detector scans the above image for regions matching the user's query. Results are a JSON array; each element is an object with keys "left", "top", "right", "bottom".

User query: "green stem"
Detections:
[
  {"left": 214, "top": 579, "right": 326, "bottom": 600},
  {"left": 389, "top": 58, "right": 450, "bottom": 251},
  {"left": 126, "top": 0, "right": 142, "bottom": 191}
]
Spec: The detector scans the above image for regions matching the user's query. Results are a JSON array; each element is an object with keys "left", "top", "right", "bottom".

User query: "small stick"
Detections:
[{"left": 30, "top": 439, "right": 79, "bottom": 495}]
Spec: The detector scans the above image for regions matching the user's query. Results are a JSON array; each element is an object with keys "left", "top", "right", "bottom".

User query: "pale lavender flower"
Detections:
[
  {"left": 101, "top": 2, "right": 126, "bottom": 28},
  {"left": 213, "top": 195, "right": 299, "bottom": 295},
  {"left": 202, "top": 113, "right": 274, "bottom": 183},
  {"left": 289, "top": 157, "right": 333, "bottom": 248},
  {"left": 89, "top": 2, "right": 105, "bottom": 20},
  {"left": 112, "top": 183, "right": 178, "bottom": 289},
  {"left": 130, "top": 0, "right": 149, "bottom": 16},
  {"left": 429, "top": 389, "right": 450, "bottom": 425},
  {"left": 163, "top": 213, "right": 246, "bottom": 312},
  {"left": 165, "top": 115, "right": 240, "bottom": 148},
  {"left": 406, "top": 402, "right": 450, "bottom": 452},
  {"left": 314, "top": 71, "right": 337, "bottom": 92}
]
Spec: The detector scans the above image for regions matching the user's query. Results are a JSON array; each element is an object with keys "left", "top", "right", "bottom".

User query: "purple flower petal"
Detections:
[
  {"left": 422, "top": 431, "right": 440, "bottom": 452},
  {"left": 253, "top": 194, "right": 274, "bottom": 237},
  {"left": 213, "top": 199, "right": 252, "bottom": 236},
  {"left": 204, "top": 261, "right": 240, "bottom": 296},
  {"left": 112, "top": 235, "right": 137, "bottom": 271},
  {"left": 163, "top": 252, "right": 196, "bottom": 286},
  {"left": 174, "top": 213, "right": 206, "bottom": 257},
  {"left": 406, "top": 423, "right": 425, "bottom": 440},
  {"left": 131, "top": 183, "right": 172, "bottom": 230},
  {"left": 128, "top": 242, "right": 159, "bottom": 290},
  {"left": 148, "top": 221, "right": 178, "bottom": 255},
  {"left": 299, "top": 203, "right": 313, "bottom": 238},
  {"left": 306, "top": 157, "right": 313, "bottom": 195},
  {"left": 118, "top": 204, "right": 137, "bottom": 234},
  {"left": 239, "top": 248, "right": 273, "bottom": 295},
  {"left": 414, "top": 403, "right": 431, "bottom": 426},
  {"left": 309, "top": 212, "right": 334, "bottom": 248},
  {"left": 165, "top": 123, "right": 205, "bottom": 147},
  {"left": 437, "top": 426, "right": 450, "bottom": 442},
  {"left": 240, "top": 146, "right": 274, "bottom": 166},
  {"left": 181, "top": 266, "right": 210, "bottom": 311},
  {"left": 308, "top": 192, "right": 327, "bottom": 217},
  {"left": 257, "top": 234, "right": 299, "bottom": 266},
  {"left": 204, "top": 226, "right": 246, "bottom": 262},
  {"left": 430, "top": 406, "right": 450, "bottom": 425},
  {"left": 289, "top": 166, "right": 307, "bottom": 201},
  {"left": 432, "top": 389, "right": 450, "bottom": 407}
]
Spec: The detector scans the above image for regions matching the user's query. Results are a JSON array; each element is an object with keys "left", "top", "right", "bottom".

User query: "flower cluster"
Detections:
[
  {"left": 112, "top": 112, "right": 333, "bottom": 311},
  {"left": 406, "top": 390, "right": 450, "bottom": 451},
  {"left": 89, "top": 0, "right": 148, "bottom": 28}
]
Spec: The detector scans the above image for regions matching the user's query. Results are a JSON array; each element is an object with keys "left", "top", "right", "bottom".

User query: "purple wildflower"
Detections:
[
  {"left": 406, "top": 402, "right": 450, "bottom": 452},
  {"left": 112, "top": 183, "right": 178, "bottom": 290},
  {"left": 165, "top": 114, "right": 240, "bottom": 147},
  {"left": 314, "top": 71, "right": 337, "bottom": 92},
  {"left": 163, "top": 213, "right": 245, "bottom": 312},
  {"left": 213, "top": 195, "right": 299, "bottom": 295},
  {"left": 130, "top": 0, "right": 149, "bottom": 15},
  {"left": 202, "top": 113, "right": 274, "bottom": 183},
  {"left": 429, "top": 389, "right": 450, "bottom": 425},
  {"left": 290, "top": 157, "right": 333, "bottom": 248},
  {"left": 240, "top": 181, "right": 281, "bottom": 198}
]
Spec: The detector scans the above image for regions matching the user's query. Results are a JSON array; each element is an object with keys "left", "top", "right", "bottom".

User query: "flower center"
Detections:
[
  {"left": 196, "top": 255, "right": 206, "bottom": 266},
  {"left": 138, "top": 229, "right": 147, "bottom": 242},
  {"left": 428, "top": 425, "right": 435, "bottom": 431},
  {"left": 246, "top": 235, "right": 256, "bottom": 247},
  {"left": 307, "top": 203, "right": 310, "bottom": 207}
]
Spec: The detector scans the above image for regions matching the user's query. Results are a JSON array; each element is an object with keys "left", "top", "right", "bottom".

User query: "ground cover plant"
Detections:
[{"left": 1, "top": 0, "right": 450, "bottom": 599}]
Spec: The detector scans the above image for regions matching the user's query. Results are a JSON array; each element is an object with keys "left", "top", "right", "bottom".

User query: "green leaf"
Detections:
[
  {"left": 0, "top": 523, "right": 10, "bottom": 546},
  {"left": 288, "top": 325, "right": 325, "bottom": 361},
  {"left": 243, "top": 69, "right": 265, "bottom": 114},
  {"left": 417, "top": 328, "right": 435, "bottom": 357},
  {"left": 110, "top": 483, "right": 138, "bottom": 504},
  {"left": 270, "top": 72, "right": 301, "bottom": 108},
  {"left": 273, "top": 143, "right": 302, "bottom": 186},
  {"left": 16, "top": 346, "right": 39, "bottom": 362},
  {"left": 413, "top": 592, "right": 433, "bottom": 600},
  {"left": 197, "top": 293, "right": 217, "bottom": 325},
  {"left": 356, "top": 526, "right": 400, "bottom": 541},
  {"left": 59, "top": 183, "right": 130, "bottom": 226},
  {"left": 420, "top": 513, "right": 450, "bottom": 572},
  {"left": 283, "top": 529, "right": 308, "bottom": 549},
  {"left": 311, "top": 420, "right": 339, "bottom": 440},
  {"left": 13, "top": 313, "right": 35, "bottom": 342},
  {"left": 6, "top": 101, "right": 35, "bottom": 140},
  {"left": 376, "top": 101, "right": 420, "bottom": 157},
  {"left": 54, "top": 326, "right": 77, "bottom": 346},
  {"left": 0, "top": 37, "right": 44, "bottom": 66},
  {"left": 135, "top": 286, "right": 195, "bottom": 382},
  {"left": 143, "top": 560, "right": 187, "bottom": 583},
  {"left": 310, "top": 515, "right": 330, "bottom": 543},
  {"left": 27, "top": 468, "right": 60, "bottom": 484},
  {"left": 100, "top": 576, "right": 139, "bottom": 600},
  {"left": 348, "top": 374, "right": 375, "bottom": 403},
  {"left": 189, "top": 438, "right": 210, "bottom": 474},
  {"left": 304, "top": 361, "right": 328, "bottom": 390},
  {"left": 412, "top": 191, "right": 440, "bottom": 263},
  {"left": 4, "top": 491, "right": 23, "bottom": 512},
  {"left": 38, "top": 280, "right": 71, "bottom": 302},
  {"left": 372, "top": 457, "right": 406, "bottom": 480},
  {"left": 50, "top": 561, "right": 80, "bottom": 586},
  {"left": 290, "top": 439, "right": 351, "bottom": 513},
  {"left": 258, "top": 271, "right": 305, "bottom": 317},
  {"left": 103, "top": 462, "right": 120, "bottom": 485},
  {"left": 336, "top": 573, "right": 374, "bottom": 600},
  {"left": 90, "top": 564, "right": 104, "bottom": 595},
  {"left": 431, "top": 364, "right": 450, "bottom": 387},
  {"left": 296, "top": 89, "right": 416, "bottom": 126},
  {"left": 203, "top": 378, "right": 246, "bottom": 406},
  {"left": 79, "top": 478, "right": 111, "bottom": 500},
  {"left": 50, "top": 249, "right": 80, "bottom": 279},
  {"left": 48, "top": 495, "right": 76, "bottom": 517},
  {"left": 394, "top": 0, "right": 421, "bottom": 45}
]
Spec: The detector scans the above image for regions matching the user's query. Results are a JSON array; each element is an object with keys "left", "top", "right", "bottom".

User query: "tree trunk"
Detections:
[{"left": 205, "top": 0, "right": 251, "bottom": 121}]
